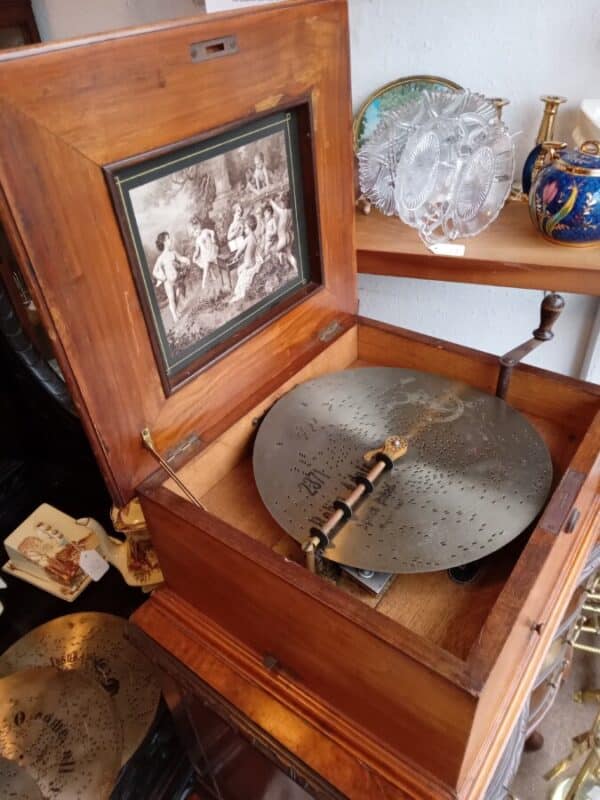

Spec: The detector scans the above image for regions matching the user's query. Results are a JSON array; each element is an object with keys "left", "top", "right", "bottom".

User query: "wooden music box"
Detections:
[{"left": 0, "top": 2, "right": 598, "bottom": 797}]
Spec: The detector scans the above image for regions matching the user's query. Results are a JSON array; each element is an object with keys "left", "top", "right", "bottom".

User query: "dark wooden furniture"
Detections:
[
  {"left": 0, "top": 0, "right": 39, "bottom": 49},
  {"left": 0, "top": 2, "right": 598, "bottom": 798}
]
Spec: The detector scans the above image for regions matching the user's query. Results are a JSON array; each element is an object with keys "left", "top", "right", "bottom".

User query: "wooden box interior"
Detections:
[{"left": 146, "top": 319, "right": 599, "bottom": 669}]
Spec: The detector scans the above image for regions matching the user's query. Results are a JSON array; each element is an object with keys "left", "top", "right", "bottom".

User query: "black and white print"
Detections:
[{"left": 108, "top": 109, "right": 316, "bottom": 390}]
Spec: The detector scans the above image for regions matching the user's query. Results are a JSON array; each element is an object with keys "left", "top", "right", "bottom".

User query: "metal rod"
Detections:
[
  {"left": 566, "top": 744, "right": 600, "bottom": 800},
  {"left": 141, "top": 428, "right": 205, "bottom": 509},
  {"left": 302, "top": 536, "right": 320, "bottom": 574},
  {"left": 572, "top": 642, "right": 600, "bottom": 655},
  {"left": 577, "top": 625, "right": 600, "bottom": 635},
  {"left": 301, "top": 436, "right": 407, "bottom": 571}
]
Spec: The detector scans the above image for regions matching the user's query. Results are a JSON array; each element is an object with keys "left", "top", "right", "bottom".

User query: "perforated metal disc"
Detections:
[
  {"left": 0, "top": 613, "right": 161, "bottom": 766},
  {"left": 0, "top": 667, "right": 122, "bottom": 799},
  {"left": 0, "top": 757, "right": 44, "bottom": 800},
  {"left": 253, "top": 368, "right": 552, "bottom": 574}
]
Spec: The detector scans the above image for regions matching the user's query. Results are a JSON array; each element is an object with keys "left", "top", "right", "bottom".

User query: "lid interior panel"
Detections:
[{"left": 0, "top": 0, "right": 356, "bottom": 505}]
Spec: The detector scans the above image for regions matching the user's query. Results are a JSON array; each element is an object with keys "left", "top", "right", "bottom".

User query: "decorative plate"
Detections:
[
  {"left": 353, "top": 74, "right": 463, "bottom": 152},
  {"left": 394, "top": 94, "right": 514, "bottom": 244},
  {"left": 358, "top": 90, "right": 497, "bottom": 217}
]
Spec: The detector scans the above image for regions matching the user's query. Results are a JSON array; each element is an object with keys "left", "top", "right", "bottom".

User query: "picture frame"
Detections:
[{"left": 105, "top": 103, "right": 322, "bottom": 394}]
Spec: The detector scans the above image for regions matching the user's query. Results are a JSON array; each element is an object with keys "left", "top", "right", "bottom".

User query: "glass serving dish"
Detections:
[
  {"left": 358, "top": 90, "right": 497, "bottom": 216},
  {"left": 359, "top": 90, "right": 515, "bottom": 246}
]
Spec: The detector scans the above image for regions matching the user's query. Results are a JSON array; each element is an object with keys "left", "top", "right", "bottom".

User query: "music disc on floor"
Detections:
[
  {"left": 0, "top": 613, "right": 161, "bottom": 765},
  {"left": 0, "top": 757, "right": 44, "bottom": 800},
  {"left": 0, "top": 667, "right": 122, "bottom": 799}
]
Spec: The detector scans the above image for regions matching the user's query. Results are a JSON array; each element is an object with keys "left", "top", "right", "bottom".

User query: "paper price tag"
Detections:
[
  {"left": 79, "top": 549, "right": 109, "bottom": 582},
  {"left": 428, "top": 243, "right": 465, "bottom": 257}
]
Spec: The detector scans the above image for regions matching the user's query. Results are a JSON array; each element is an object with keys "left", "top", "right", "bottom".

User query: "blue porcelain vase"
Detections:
[
  {"left": 529, "top": 141, "right": 600, "bottom": 246},
  {"left": 522, "top": 145, "right": 542, "bottom": 196}
]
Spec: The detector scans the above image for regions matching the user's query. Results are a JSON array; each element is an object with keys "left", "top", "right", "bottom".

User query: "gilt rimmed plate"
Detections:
[{"left": 353, "top": 74, "right": 462, "bottom": 152}]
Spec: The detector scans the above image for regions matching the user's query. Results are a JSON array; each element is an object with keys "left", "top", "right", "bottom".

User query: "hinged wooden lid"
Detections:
[{"left": 0, "top": 0, "right": 356, "bottom": 505}]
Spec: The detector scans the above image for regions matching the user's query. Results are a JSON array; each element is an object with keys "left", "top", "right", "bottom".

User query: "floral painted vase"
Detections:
[{"left": 529, "top": 141, "right": 600, "bottom": 246}]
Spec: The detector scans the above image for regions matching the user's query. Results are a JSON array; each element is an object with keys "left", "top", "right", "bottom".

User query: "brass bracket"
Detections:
[
  {"left": 318, "top": 319, "right": 344, "bottom": 344},
  {"left": 141, "top": 428, "right": 205, "bottom": 510},
  {"left": 364, "top": 435, "right": 409, "bottom": 465}
]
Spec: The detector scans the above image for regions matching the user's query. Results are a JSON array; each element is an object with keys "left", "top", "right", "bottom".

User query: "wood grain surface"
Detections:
[
  {"left": 132, "top": 593, "right": 450, "bottom": 800},
  {"left": 0, "top": 0, "right": 357, "bottom": 505},
  {"left": 137, "top": 319, "right": 599, "bottom": 797},
  {"left": 356, "top": 204, "right": 600, "bottom": 294}
]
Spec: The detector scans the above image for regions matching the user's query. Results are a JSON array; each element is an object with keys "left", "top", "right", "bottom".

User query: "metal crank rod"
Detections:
[
  {"left": 496, "top": 293, "right": 565, "bottom": 400},
  {"left": 301, "top": 435, "right": 408, "bottom": 574}
]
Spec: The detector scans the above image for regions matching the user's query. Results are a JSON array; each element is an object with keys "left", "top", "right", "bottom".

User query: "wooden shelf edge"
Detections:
[
  {"left": 357, "top": 247, "right": 600, "bottom": 295},
  {"left": 356, "top": 204, "right": 600, "bottom": 295}
]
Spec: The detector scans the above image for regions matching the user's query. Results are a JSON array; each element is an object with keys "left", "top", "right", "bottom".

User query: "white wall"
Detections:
[
  {"left": 31, "top": 0, "right": 206, "bottom": 41},
  {"left": 349, "top": 0, "right": 600, "bottom": 175},
  {"left": 359, "top": 278, "right": 598, "bottom": 377},
  {"left": 30, "top": 0, "right": 600, "bottom": 381}
]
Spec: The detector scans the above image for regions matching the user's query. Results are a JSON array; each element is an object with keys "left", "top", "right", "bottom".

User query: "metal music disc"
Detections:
[
  {"left": 0, "top": 613, "right": 161, "bottom": 765},
  {"left": 253, "top": 367, "right": 553, "bottom": 574},
  {"left": 0, "top": 667, "right": 122, "bottom": 799},
  {"left": 0, "top": 757, "right": 44, "bottom": 800}
]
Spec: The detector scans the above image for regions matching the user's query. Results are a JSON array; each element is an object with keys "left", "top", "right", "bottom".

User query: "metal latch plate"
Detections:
[{"left": 190, "top": 36, "right": 238, "bottom": 63}]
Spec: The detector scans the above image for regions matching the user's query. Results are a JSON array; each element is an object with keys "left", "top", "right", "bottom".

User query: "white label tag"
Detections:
[
  {"left": 79, "top": 550, "right": 109, "bottom": 582},
  {"left": 428, "top": 243, "right": 465, "bottom": 257},
  {"left": 206, "top": 0, "right": 283, "bottom": 10}
]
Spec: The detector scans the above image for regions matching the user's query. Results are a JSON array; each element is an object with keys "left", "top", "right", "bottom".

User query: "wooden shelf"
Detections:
[{"left": 356, "top": 201, "right": 600, "bottom": 295}]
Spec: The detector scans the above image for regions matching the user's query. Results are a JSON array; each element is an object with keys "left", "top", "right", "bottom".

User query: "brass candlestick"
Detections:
[
  {"left": 536, "top": 95, "right": 567, "bottom": 145},
  {"left": 522, "top": 95, "right": 568, "bottom": 196}
]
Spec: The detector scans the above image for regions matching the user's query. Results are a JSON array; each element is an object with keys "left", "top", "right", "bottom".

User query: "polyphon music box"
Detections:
[{"left": 0, "top": 1, "right": 599, "bottom": 798}]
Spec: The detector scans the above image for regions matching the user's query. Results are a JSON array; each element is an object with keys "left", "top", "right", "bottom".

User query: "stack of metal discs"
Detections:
[{"left": 0, "top": 613, "right": 161, "bottom": 799}]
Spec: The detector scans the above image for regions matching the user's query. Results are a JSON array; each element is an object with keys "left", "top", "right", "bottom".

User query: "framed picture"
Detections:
[{"left": 105, "top": 104, "right": 321, "bottom": 394}]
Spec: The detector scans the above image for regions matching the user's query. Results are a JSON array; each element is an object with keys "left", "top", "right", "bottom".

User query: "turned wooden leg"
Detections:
[{"left": 524, "top": 730, "right": 545, "bottom": 752}]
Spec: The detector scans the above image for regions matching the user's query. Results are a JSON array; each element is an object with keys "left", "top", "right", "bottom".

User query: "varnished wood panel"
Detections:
[
  {"left": 356, "top": 204, "right": 600, "bottom": 294},
  {"left": 358, "top": 318, "right": 600, "bottom": 435},
  {"left": 0, "top": 0, "right": 357, "bottom": 505},
  {"left": 140, "top": 486, "right": 476, "bottom": 789},
  {"left": 165, "top": 326, "right": 359, "bottom": 497},
  {"left": 131, "top": 593, "right": 449, "bottom": 800},
  {"left": 136, "top": 321, "right": 599, "bottom": 798},
  {"left": 193, "top": 413, "right": 573, "bottom": 661},
  {"left": 459, "top": 412, "right": 600, "bottom": 796}
]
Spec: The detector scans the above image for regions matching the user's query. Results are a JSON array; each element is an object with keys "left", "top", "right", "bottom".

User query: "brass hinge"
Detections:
[{"left": 141, "top": 428, "right": 205, "bottom": 510}]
